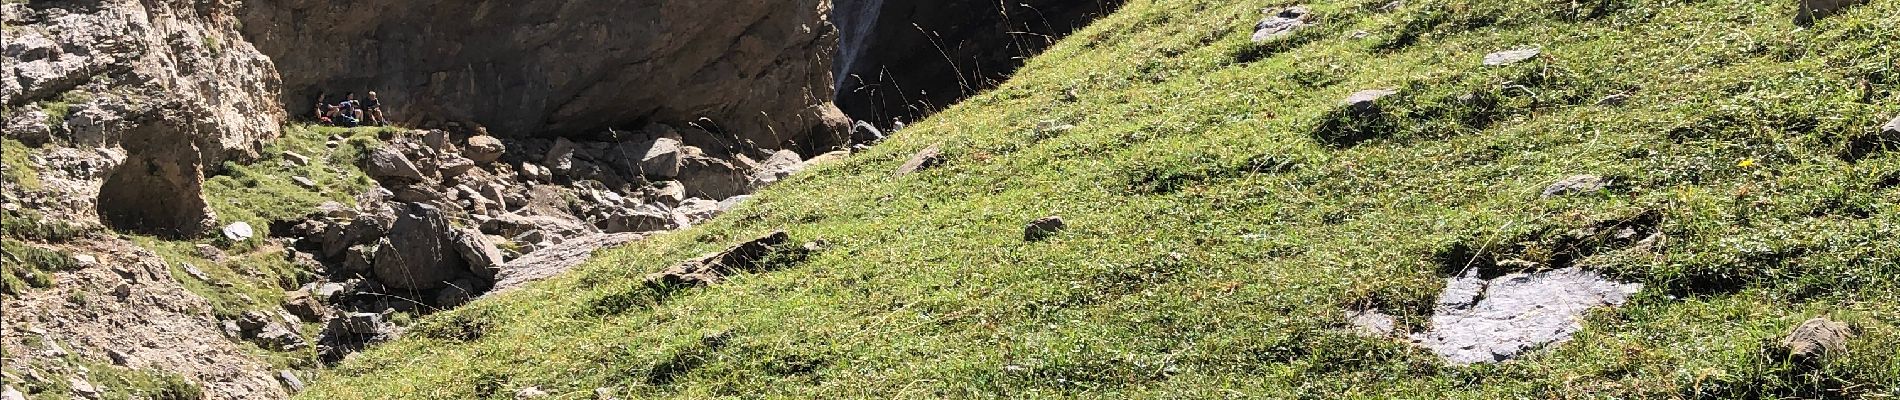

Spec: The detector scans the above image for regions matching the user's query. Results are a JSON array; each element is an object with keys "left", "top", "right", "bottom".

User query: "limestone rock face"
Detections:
[
  {"left": 3, "top": 0, "right": 283, "bottom": 166},
  {"left": 237, "top": 0, "right": 844, "bottom": 150},
  {"left": 7, "top": 0, "right": 285, "bottom": 236}
]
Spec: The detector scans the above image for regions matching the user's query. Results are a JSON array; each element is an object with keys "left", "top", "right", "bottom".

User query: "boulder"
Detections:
[
  {"left": 749, "top": 149, "right": 807, "bottom": 188},
  {"left": 893, "top": 144, "right": 944, "bottom": 176},
  {"left": 253, "top": 323, "right": 306, "bottom": 350},
  {"left": 481, "top": 213, "right": 594, "bottom": 238},
  {"left": 678, "top": 154, "right": 751, "bottom": 200},
  {"left": 616, "top": 136, "right": 683, "bottom": 178},
  {"left": 316, "top": 282, "right": 347, "bottom": 300},
  {"left": 675, "top": 198, "right": 722, "bottom": 223},
  {"left": 650, "top": 181, "right": 687, "bottom": 206},
  {"left": 422, "top": 130, "right": 452, "bottom": 152},
  {"left": 597, "top": 208, "right": 674, "bottom": 233},
  {"left": 519, "top": 163, "right": 553, "bottom": 182},
  {"left": 1884, "top": 115, "right": 1900, "bottom": 137},
  {"left": 335, "top": 312, "right": 384, "bottom": 335},
  {"left": 292, "top": 176, "right": 319, "bottom": 189},
  {"left": 344, "top": 243, "right": 377, "bottom": 273},
  {"left": 545, "top": 137, "right": 578, "bottom": 174},
  {"left": 439, "top": 156, "right": 477, "bottom": 178},
  {"left": 1252, "top": 6, "right": 1313, "bottom": 43},
  {"left": 646, "top": 231, "right": 790, "bottom": 287},
  {"left": 465, "top": 135, "right": 507, "bottom": 164},
  {"left": 452, "top": 229, "right": 505, "bottom": 280},
  {"left": 372, "top": 203, "right": 469, "bottom": 290},
  {"left": 365, "top": 147, "right": 427, "bottom": 182},
  {"left": 282, "top": 290, "right": 326, "bottom": 322},
  {"left": 391, "top": 185, "right": 442, "bottom": 203},
  {"left": 434, "top": 278, "right": 479, "bottom": 307},
  {"left": 97, "top": 118, "right": 216, "bottom": 238},
  {"left": 1, "top": 104, "right": 53, "bottom": 146},
  {"left": 1024, "top": 216, "right": 1066, "bottom": 241},
  {"left": 278, "top": 371, "right": 306, "bottom": 394}
]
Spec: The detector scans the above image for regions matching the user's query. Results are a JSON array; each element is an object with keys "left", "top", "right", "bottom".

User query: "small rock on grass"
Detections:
[
  {"left": 1596, "top": 93, "right": 1630, "bottom": 106},
  {"left": 283, "top": 151, "right": 311, "bottom": 166},
  {"left": 1781, "top": 317, "right": 1854, "bottom": 362},
  {"left": 1252, "top": 6, "right": 1313, "bottom": 43},
  {"left": 222, "top": 221, "right": 254, "bottom": 241},
  {"left": 1482, "top": 47, "right": 1541, "bottom": 66},
  {"left": 1024, "top": 216, "right": 1066, "bottom": 241},
  {"left": 1883, "top": 115, "right": 1900, "bottom": 136},
  {"left": 893, "top": 144, "right": 944, "bottom": 176},
  {"left": 292, "top": 176, "right": 318, "bottom": 189},
  {"left": 1345, "top": 309, "right": 1397, "bottom": 337},
  {"left": 516, "top": 386, "right": 550, "bottom": 399},
  {"left": 1343, "top": 89, "right": 1399, "bottom": 117},
  {"left": 278, "top": 371, "right": 306, "bottom": 393},
  {"left": 1794, "top": 0, "right": 1867, "bottom": 25},
  {"left": 1541, "top": 174, "right": 1606, "bottom": 198}
]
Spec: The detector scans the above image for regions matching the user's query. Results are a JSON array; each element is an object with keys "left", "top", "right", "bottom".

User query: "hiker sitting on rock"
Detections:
[
  {"left": 363, "top": 91, "right": 387, "bottom": 126},
  {"left": 343, "top": 92, "right": 365, "bottom": 122},
  {"left": 313, "top": 94, "right": 333, "bottom": 125}
]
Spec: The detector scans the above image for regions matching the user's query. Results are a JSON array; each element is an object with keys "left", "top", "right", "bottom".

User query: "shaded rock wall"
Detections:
[
  {"left": 237, "top": 0, "right": 845, "bottom": 152},
  {"left": 832, "top": 0, "right": 1122, "bottom": 128}
]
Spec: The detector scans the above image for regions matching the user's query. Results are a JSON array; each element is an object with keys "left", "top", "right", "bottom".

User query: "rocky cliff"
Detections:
[
  {"left": 832, "top": 0, "right": 1122, "bottom": 128},
  {"left": 4, "top": 0, "right": 284, "bottom": 236},
  {"left": 237, "top": 0, "right": 846, "bottom": 152}
]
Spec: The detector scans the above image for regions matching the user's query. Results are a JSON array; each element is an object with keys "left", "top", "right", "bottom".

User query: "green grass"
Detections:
[
  {"left": 36, "top": 90, "right": 94, "bottom": 129},
  {"left": 204, "top": 123, "right": 389, "bottom": 231},
  {"left": 300, "top": 0, "right": 1898, "bottom": 397},
  {"left": 2, "top": 137, "right": 42, "bottom": 190},
  {"left": 1, "top": 237, "right": 73, "bottom": 295},
  {"left": 7, "top": 354, "right": 205, "bottom": 400}
]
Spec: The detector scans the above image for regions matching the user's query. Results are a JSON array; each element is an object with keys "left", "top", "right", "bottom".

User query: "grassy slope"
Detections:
[{"left": 307, "top": 0, "right": 1898, "bottom": 398}]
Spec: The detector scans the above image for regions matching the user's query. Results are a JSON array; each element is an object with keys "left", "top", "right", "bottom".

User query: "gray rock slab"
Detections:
[{"left": 1409, "top": 267, "right": 1641, "bottom": 365}]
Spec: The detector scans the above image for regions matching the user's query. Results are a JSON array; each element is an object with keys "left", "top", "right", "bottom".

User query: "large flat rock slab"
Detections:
[
  {"left": 487, "top": 233, "right": 643, "bottom": 295},
  {"left": 1409, "top": 267, "right": 1641, "bottom": 365}
]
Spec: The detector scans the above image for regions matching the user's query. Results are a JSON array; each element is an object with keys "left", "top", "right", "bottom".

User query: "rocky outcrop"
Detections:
[
  {"left": 236, "top": 0, "right": 845, "bottom": 151},
  {"left": 372, "top": 203, "right": 467, "bottom": 290},
  {"left": 832, "top": 0, "right": 1123, "bottom": 128},
  {"left": 0, "top": 237, "right": 289, "bottom": 399},
  {"left": 95, "top": 113, "right": 216, "bottom": 237},
  {"left": 4, "top": 0, "right": 286, "bottom": 235},
  {"left": 645, "top": 231, "right": 791, "bottom": 287},
  {"left": 489, "top": 233, "right": 644, "bottom": 294}
]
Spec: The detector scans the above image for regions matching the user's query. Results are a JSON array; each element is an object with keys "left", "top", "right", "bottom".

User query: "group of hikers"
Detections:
[{"left": 313, "top": 91, "right": 388, "bottom": 127}]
